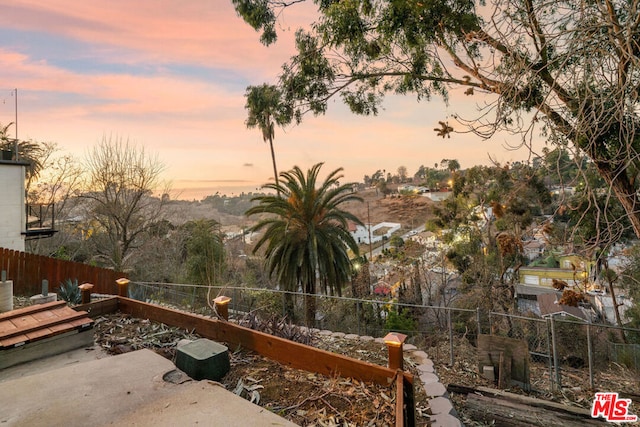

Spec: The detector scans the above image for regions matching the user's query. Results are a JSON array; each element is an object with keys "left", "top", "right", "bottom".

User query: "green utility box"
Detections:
[{"left": 175, "top": 338, "right": 230, "bottom": 381}]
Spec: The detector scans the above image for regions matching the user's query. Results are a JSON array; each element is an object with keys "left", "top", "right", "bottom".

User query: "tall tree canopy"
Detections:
[
  {"left": 245, "top": 84, "right": 293, "bottom": 192},
  {"left": 234, "top": 0, "right": 640, "bottom": 239},
  {"left": 246, "top": 163, "right": 363, "bottom": 324},
  {"left": 82, "top": 137, "right": 168, "bottom": 271}
]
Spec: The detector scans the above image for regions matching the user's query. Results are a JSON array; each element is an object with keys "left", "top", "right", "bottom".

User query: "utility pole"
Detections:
[
  {"left": 366, "top": 201, "right": 373, "bottom": 292},
  {"left": 367, "top": 202, "right": 373, "bottom": 261}
]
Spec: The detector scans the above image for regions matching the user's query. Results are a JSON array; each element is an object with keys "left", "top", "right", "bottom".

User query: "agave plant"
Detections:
[{"left": 57, "top": 278, "right": 81, "bottom": 305}]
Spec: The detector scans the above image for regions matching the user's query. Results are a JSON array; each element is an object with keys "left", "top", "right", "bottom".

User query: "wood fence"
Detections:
[{"left": 0, "top": 248, "right": 126, "bottom": 297}]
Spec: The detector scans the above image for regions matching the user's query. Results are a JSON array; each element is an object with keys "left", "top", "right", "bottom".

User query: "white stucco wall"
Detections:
[
  {"left": 0, "top": 163, "right": 26, "bottom": 251},
  {"left": 351, "top": 222, "right": 401, "bottom": 244}
]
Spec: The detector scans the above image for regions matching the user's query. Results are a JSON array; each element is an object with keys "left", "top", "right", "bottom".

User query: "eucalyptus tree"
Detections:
[
  {"left": 246, "top": 163, "right": 363, "bottom": 324},
  {"left": 245, "top": 84, "right": 293, "bottom": 193},
  {"left": 233, "top": 0, "right": 640, "bottom": 241},
  {"left": 440, "top": 159, "right": 460, "bottom": 174},
  {"left": 435, "top": 163, "right": 551, "bottom": 314},
  {"left": 397, "top": 165, "right": 408, "bottom": 183},
  {"left": 552, "top": 162, "right": 633, "bottom": 249}
]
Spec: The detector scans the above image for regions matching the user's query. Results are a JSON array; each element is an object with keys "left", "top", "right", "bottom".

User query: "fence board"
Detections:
[
  {"left": 0, "top": 247, "right": 126, "bottom": 297},
  {"left": 17, "top": 251, "right": 26, "bottom": 292},
  {"left": 26, "top": 253, "right": 34, "bottom": 294},
  {"left": 8, "top": 249, "right": 15, "bottom": 278}
]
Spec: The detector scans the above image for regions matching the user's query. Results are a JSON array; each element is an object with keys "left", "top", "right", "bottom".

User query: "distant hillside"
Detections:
[{"left": 161, "top": 187, "right": 434, "bottom": 235}]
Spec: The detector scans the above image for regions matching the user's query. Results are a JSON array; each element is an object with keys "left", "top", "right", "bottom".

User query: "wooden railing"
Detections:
[{"left": 0, "top": 248, "right": 127, "bottom": 296}]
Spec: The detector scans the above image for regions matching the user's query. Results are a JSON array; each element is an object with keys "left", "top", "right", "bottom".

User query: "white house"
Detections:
[
  {"left": 351, "top": 222, "right": 401, "bottom": 245},
  {"left": 0, "top": 158, "right": 27, "bottom": 251},
  {"left": 422, "top": 190, "right": 452, "bottom": 202}
]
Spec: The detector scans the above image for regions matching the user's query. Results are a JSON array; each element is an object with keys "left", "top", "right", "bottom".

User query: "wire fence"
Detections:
[{"left": 129, "top": 281, "right": 640, "bottom": 395}]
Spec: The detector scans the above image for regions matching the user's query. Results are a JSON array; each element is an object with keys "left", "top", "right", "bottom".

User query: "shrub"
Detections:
[
  {"left": 385, "top": 308, "right": 417, "bottom": 333},
  {"left": 57, "top": 278, "right": 82, "bottom": 305}
]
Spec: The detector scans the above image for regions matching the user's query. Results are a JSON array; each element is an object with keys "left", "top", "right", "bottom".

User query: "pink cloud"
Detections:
[
  {"left": 0, "top": 1, "right": 540, "bottom": 201},
  {"left": 2, "top": 0, "right": 305, "bottom": 79}
]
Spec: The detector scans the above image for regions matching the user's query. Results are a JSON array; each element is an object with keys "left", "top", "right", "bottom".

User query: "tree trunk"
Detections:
[
  {"left": 451, "top": 384, "right": 604, "bottom": 426},
  {"left": 267, "top": 135, "right": 280, "bottom": 196},
  {"left": 304, "top": 293, "right": 316, "bottom": 327},
  {"left": 607, "top": 279, "right": 627, "bottom": 343},
  {"left": 598, "top": 163, "right": 640, "bottom": 238},
  {"left": 284, "top": 292, "right": 295, "bottom": 321}
]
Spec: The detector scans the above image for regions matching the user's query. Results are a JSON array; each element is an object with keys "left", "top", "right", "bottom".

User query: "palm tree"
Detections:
[
  {"left": 245, "top": 84, "right": 292, "bottom": 195},
  {"left": 246, "top": 163, "right": 363, "bottom": 325},
  {"left": 0, "top": 121, "right": 47, "bottom": 184}
]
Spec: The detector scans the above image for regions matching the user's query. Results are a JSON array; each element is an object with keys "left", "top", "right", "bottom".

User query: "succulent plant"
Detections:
[{"left": 57, "top": 278, "right": 82, "bottom": 305}]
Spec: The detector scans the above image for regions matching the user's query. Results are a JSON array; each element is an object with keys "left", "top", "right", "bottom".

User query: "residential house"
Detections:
[
  {"left": 0, "top": 154, "right": 56, "bottom": 251},
  {"left": 0, "top": 157, "right": 27, "bottom": 251},
  {"left": 518, "top": 254, "right": 594, "bottom": 297},
  {"left": 537, "top": 293, "right": 591, "bottom": 321},
  {"left": 422, "top": 189, "right": 452, "bottom": 202},
  {"left": 350, "top": 222, "right": 401, "bottom": 245},
  {"left": 522, "top": 239, "right": 545, "bottom": 261}
]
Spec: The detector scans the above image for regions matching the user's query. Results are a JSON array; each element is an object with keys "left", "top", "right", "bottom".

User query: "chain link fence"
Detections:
[
  {"left": 488, "top": 311, "right": 640, "bottom": 393},
  {"left": 129, "top": 281, "right": 640, "bottom": 395}
]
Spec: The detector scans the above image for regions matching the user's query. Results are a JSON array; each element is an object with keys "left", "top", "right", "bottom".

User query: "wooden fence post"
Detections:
[
  {"left": 79, "top": 283, "right": 94, "bottom": 304},
  {"left": 116, "top": 278, "right": 130, "bottom": 297},
  {"left": 213, "top": 296, "right": 231, "bottom": 320},
  {"left": 384, "top": 332, "right": 407, "bottom": 370}
]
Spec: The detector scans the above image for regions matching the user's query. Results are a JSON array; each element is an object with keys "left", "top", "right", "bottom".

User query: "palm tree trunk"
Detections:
[
  {"left": 284, "top": 292, "right": 295, "bottom": 321},
  {"left": 304, "top": 293, "right": 316, "bottom": 327},
  {"left": 304, "top": 273, "right": 317, "bottom": 327}
]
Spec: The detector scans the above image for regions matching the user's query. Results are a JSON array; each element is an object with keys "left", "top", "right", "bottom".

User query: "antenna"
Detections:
[{"left": 13, "top": 88, "right": 17, "bottom": 159}]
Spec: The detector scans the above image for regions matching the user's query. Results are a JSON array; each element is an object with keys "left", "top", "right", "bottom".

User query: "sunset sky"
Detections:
[{"left": 0, "top": 0, "right": 538, "bottom": 200}]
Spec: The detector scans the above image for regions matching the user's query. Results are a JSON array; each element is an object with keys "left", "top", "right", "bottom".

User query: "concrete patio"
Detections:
[{"left": 0, "top": 347, "right": 296, "bottom": 426}]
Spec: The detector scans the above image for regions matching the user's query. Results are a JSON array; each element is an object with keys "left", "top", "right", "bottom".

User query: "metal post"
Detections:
[
  {"left": 448, "top": 309, "right": 454, "bottom": 366},
  {"left": 367, "top": 202, "right": 373, "bottom": 261},
  {"left": 1, "top": 271, "right": 5, "bottom": 282},
  {"left": 13, "top": 88, "right": 18, "bottom": 160},
  {"left": 488, "top": 312, "right": 493, "bottom": 335},
  {"left": 41, "top": 279, "right": 48, "bottom": 297},
  {"left": 476, "top": 307, "right": 481, "bottom": 337},
  {"left": 233, "top": 287, "right": 237, "bottom": 314},
  {"left": 545, "top": 318, "right": 553, "bottom": 392},
  {"left": 550, "top": 316, "right": 561, "bottom": 390},
  {"left": 636, "top": 337, "right": 640, "bottom": 372},
  {"left": 587, "top": 320, "right": 594, "bottom": 389}
]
